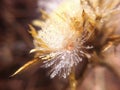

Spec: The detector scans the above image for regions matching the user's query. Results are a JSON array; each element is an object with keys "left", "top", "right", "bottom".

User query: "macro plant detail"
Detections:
[{"left": 12, "top": 0, "right": 120, "bottom": 90}]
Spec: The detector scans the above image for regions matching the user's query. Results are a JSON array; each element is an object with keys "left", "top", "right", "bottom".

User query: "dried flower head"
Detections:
[{"left": 12, "top": 0, "right": 120, "bottom": 81}]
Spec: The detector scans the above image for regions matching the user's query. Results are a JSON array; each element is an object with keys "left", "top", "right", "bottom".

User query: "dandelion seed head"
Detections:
[{"left": 31, "top": 0, "right": 120, "bottom": 78}]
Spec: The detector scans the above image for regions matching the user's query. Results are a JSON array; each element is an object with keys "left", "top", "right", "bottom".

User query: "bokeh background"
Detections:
[{"left": 0, "top": 0, "right": 120, "bottom": 90}]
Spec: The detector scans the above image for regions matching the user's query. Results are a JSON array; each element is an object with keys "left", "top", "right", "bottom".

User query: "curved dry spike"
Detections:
[
  {"left": 32, "top": 20, "right": 44, "bottom": 27},
  {"left": 108, "top": 35, "right": 120, "bottom": 43},
  {"left": 11, "top": 59, "right": 38, "bottom": 77},
  {"left": 29, "top": 25, "right": 50, "bottom": 49},
  {"left": 30, "top": 49, "right": 51, "bottom": 55},
  {"left": 40, "top": 9, "right": 49, "bottom": 20},
  {"left": 102, "top": 42, "right": 113, "bottom": 52},
  {"left": 30, "top": 49, "right": 39, "bottom": 53},
  {"left": 28, "top": 24, "right": 38, "bottom": 38},
  {"left": 55, "top": 12, "right": 66, "bottom": 22},
  {"left": 102, "top": 35, "right": 120, "bottom": 52},
  {"left": 81, "top": 0, "right": 96, "bottom": 20}
]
